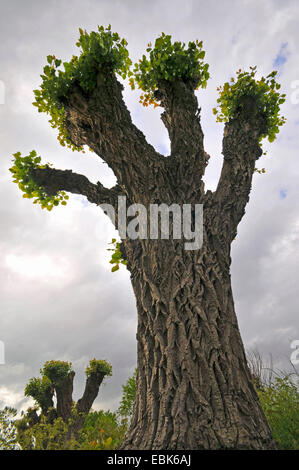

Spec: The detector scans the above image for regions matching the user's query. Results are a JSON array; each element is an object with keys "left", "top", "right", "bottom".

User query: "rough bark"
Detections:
[
  {"left": 31, "top": 167, "right": 122, "bottom": 209},
  {"left": 69, "top": 370, "right": 106, "bottom": 436},
  {"left": 55, "top": 371, "right": 75, "bottom": 422},
  {"left": 121, "top": 236, "right": 275, "bottom": 449},
  {"left": 31, "top": 72, "right": 277, "bottom": 449}
]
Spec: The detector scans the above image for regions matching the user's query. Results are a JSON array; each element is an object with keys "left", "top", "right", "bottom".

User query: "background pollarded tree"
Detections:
[
  {"left": 10, "top": 26, "right": 286, "bottom": 449},
  {"left": 16, "top": 359, "right": 112, "bottom": 449}
]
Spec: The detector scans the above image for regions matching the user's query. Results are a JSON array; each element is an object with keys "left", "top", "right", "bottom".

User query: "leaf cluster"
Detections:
[
  {"left": 213, "top": 67, "right": 286, "bottom": 143},
  {"left": 79, "top": 410, "right": 127, "bottom": 450},
  {"left": 32, "top": 25, "right": 132, "bottom": 150},
  {"left": 131, "top": 33, "right": 210, "bottom": 106},
  {"left": 107, "top": 238, "right": 127, "bottom": 272},
  {"left": 9, "top": 151, "right": 69, "bottom": 210},
  {"left": 41, "top": 360, "right": 73, "bottom": 383},
  {"left": 24, "top": 376, "right": 52, "bottom": 410},
  {"left": 85, "top": 358, "right": 112, "bottom": 378}
]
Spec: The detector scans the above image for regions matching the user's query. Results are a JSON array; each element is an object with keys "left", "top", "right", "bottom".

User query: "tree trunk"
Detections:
[
  {"left": 55, "top": 371, "right": 75, "bottom": 422},
  {"left": 121, "top": 231, "right": 276, "bottom": 449}
]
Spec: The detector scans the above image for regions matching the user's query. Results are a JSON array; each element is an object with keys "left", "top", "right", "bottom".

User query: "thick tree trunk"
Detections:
[{"left": 121, "top": 233, "right": 276, "bottom": 450}]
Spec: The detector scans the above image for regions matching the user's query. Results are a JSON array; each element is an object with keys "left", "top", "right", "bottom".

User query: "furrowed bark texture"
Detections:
[
  {"left": 36, "top": 73, "right": 276, "bottom": 449},
  {"left": 55, "top": 371, "right": 75, "bottom": 421}
]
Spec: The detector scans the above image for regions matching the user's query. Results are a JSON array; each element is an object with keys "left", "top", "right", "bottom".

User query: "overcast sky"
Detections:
[{"left": 0, "top": 0, "right": 298, "bottom": 414}]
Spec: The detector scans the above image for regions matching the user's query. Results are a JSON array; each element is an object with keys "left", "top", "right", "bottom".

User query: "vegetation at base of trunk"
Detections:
[
  {"left": 119, "top": 361, "right": 299, "bottom": 451},
  {"left": 79, "top": 410, "right": 127, "bottom": 450},
  {"left": 257, "top": 377, "right": 299, "bottom": 450},
  {"left": 247, "top": 351, "right": 299, "bottom": 450},
  {"left": 15, "top": 408, "right": 126, "bottom": 450}
]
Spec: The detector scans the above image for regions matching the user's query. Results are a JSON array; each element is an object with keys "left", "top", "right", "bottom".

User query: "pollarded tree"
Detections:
[
  {"left": 17, "top": 358, "right": 112, "bottom": 448},
  {"left": 10, "top": 26, "right": 286, "bottom": 449}
]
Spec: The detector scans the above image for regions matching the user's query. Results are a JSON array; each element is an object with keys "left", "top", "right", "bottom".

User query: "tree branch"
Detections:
[
  {"left": 155, "top": 79, "right": 209, "bottom": 195},
  {"left": 55, "top": 371, "right": 75, "bottom": 421},
  {"left": 76, "top": 371, "right": 105, "bottom": 416},
  {"left": 213, "top": 98, "right": 267, "bottom": 242},
  {"left": 31, "top": 166, "right": 122, "bottom": 210},
  {"left": 63, "top": 73, "right": 163, "bottom": 201}
]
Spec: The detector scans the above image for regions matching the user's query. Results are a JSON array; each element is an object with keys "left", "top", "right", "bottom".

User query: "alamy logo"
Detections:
[
  {"left": 99, "top": 196, "right": 203, "bottom": 250},
  {"left": 0, "top": 340, "right": 4, "bottom": 365},
  {"left": 290, "top": 340, "right": 299, "bottom": 365}
]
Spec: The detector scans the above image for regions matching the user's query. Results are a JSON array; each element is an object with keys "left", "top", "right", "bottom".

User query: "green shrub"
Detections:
[
  {"left": 16, "top": 413, "right": 69, "bottom": 450},
  {"left": 258, "top": 376, "right": 299, "bottom": 450},
  {"left": 79, "top": 410, "right": 127, "bottom": 450}
]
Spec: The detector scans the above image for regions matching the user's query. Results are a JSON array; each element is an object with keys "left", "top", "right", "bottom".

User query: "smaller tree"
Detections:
[{"left": 16, "top": 358, "right": 112, "bottom": 449}]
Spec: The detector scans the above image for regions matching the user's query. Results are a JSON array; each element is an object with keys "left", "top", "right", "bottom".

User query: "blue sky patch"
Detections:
[
  {"left": 156, "top": 143, "right": 170, "bottom": 156},
  {"left": 273, "top": 42, "right": 288, "bottom": 68}
]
